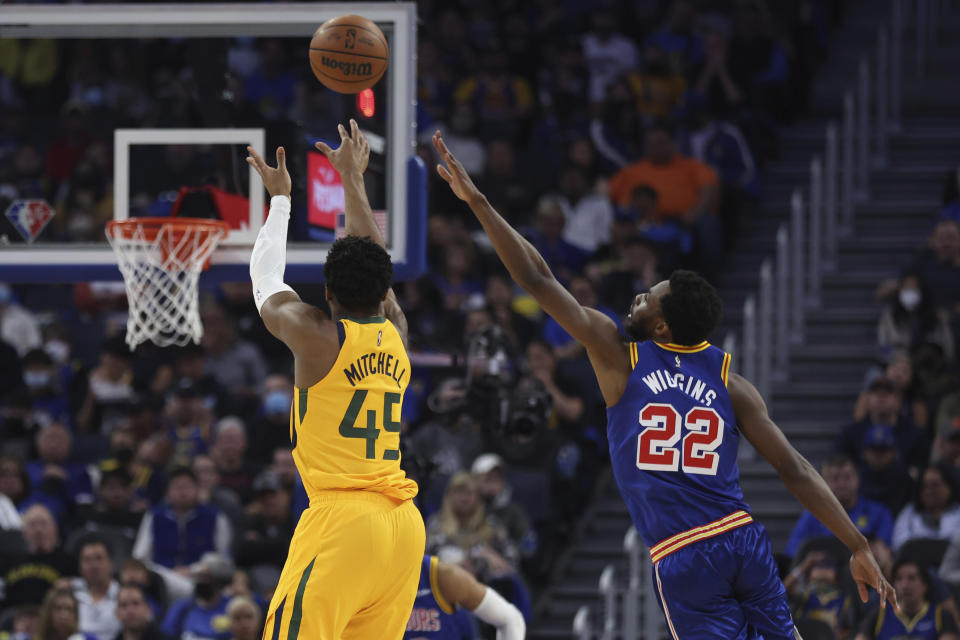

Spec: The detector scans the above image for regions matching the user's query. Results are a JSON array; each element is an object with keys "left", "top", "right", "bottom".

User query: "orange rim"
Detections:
[{"left": 106, "top": 217, "right": 230, "bottom": 241}]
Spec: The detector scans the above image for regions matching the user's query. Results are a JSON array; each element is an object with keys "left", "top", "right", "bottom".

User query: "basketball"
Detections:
[{"left": 309, "top": 15, "right": 389, "bottom": 94}]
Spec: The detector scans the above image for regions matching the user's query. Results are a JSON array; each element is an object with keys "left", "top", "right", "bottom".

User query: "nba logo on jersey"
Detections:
[{"left": 378, "top": 330, "right": 382, "bottom": 346}]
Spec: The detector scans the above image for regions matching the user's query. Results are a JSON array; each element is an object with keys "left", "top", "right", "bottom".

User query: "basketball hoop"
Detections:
[{"left": 106, "top": 218, "right": 230, "bottom": 350}]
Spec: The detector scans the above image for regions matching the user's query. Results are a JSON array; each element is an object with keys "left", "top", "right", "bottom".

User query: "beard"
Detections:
[{"left": 624, "top": 316, "right": 653, "bottom": 342}]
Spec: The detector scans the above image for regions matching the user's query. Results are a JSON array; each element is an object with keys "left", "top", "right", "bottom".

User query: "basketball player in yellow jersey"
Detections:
[{"left": 245, "top": 120, "right": 424, "bottom": 640}]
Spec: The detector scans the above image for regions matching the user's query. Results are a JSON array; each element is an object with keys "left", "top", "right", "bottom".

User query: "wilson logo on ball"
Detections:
[{"left": 320, "top": 56, "right": 373, "bottom": 78}]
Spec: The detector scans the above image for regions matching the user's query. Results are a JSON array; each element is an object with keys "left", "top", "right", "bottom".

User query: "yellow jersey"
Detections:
[{"left": 291, "top": 316, "right": 418, "bottom": 501}]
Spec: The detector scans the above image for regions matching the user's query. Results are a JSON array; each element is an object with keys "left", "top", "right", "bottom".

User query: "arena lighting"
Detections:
[{"left": 357, "top": 88, "right": 376, "bottom": 118}]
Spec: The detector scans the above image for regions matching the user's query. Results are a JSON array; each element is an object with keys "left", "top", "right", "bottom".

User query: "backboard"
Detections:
[{"left": 0, "top": 3, "right": 424, "bottom": 283}]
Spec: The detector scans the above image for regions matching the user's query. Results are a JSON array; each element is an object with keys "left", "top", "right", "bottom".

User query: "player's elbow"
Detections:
[{"left": 501, "top": 605, "right": 526, "bottom": 640}]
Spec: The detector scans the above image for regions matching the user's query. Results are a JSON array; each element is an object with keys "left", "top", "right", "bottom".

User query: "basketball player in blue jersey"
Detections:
[
  {"left": 432, "top": 131, "right": 898, "bottom": 640},
  {"left": 404, "top": 554, "right": 526, "bottom": 640}
]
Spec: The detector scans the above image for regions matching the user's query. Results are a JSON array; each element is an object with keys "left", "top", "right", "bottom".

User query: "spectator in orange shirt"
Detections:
[
  {"left": 609, "top": 120, "right": 720, "bottom": 220},
  {"left": 609, "top": 121, "right": 723, "bottom": 273}
]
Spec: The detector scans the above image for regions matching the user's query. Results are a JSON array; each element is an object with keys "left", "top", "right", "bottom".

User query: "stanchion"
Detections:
[
  {"left": 775, "top": 226, "right": 789, "bottom": 379},
  {"left": 808, "top": 157, "right": 823, "bottom": 307},
  {"left": 790, "top": 190, "right": 805, "bottom": 344}
]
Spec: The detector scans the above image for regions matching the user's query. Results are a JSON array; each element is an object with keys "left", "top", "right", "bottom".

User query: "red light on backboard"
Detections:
[{"left": 357, "top": 89, "right": 375, "bottom": 118}]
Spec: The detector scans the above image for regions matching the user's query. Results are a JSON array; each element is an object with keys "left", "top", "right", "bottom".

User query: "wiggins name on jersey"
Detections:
[{"left": 290, "top": 317, "right": 417, "bottom": 501}]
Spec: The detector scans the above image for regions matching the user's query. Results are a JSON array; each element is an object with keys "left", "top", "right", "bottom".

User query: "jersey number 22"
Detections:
[{"left": 635, "top": 403, "right": 723, "bottom": 475}]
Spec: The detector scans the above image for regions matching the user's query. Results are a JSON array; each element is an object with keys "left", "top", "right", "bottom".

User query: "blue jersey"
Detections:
[
  {"left": 866, "top": 602, "right": 957, "bottom": 640},
  {"left": 404, "top": 556, "right": 475, "bottom": 640},
  {"left": 606, "top": 340, "right": 750, "bottom": 550}
]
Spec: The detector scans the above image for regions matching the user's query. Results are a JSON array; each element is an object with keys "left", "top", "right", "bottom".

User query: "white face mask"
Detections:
[
  {"left": 44, "top": 340, "right": 70, "bottom": 365},
  {"left": 899, "top": 288, "right": 922, "bottom": 311}
]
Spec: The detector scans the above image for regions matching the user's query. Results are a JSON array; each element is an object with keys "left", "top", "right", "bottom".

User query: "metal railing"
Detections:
[
  {"left": 572, "top": 529, "right": 667, "bottom": 639},
  {"left": 736, "top": 0, "right": 950, "bottom": 402}
]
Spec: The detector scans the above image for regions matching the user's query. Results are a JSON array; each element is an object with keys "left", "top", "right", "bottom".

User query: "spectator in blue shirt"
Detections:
[
  {"left": 542, "top": 276, "right": 621, "bottom": 360},
  {"left": 25, "top": 422, "right": 94, "bottom": 524},
  {"left": 836, "top": 376, "right": 930, "bottom": 475},
  {"left": 786, "top": 455, "right": 894, "bottom": 557},
  {"left": 162, "top": 553, "right": 235, "bottom": 640},
  {"left": 133, "top": 467, "right": 232, "bottom": 573}
]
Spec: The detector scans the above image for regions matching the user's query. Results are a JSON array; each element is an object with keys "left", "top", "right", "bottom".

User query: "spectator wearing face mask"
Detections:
[
  {"left": 248, "top": 374, "right": 294, "bottom": 467},
  {"left": 161, "top": 553, "right": 235, "bottom": 640},
  {"left": 878, "top": 272, "right": 954, "bottom": 362},
  {"left": 21, "top": 349, "right": 72, "bottom": 429}
]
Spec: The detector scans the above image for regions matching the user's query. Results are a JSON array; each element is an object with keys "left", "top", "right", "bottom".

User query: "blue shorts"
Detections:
[{"left": 652, "top": 521, "right": 795, "bottom": 640}]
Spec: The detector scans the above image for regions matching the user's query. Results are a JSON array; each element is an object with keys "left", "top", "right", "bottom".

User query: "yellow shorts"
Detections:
[{"left": 262, "top": 490, "right": 425, "bottom": 640}]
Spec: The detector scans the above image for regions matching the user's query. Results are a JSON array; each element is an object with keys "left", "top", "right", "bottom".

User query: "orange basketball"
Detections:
[{"left": 309, "top": 15, "right": 389, "bottom": 94}]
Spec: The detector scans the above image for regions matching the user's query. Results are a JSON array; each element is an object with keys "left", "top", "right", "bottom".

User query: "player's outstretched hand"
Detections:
[
  {"left": 850, "top": 547, "right": 899, "bottom": 611},
  {"left": 246, "top": 146, "right": 291, "bottom": 199},
  {"left": 433, "top": 131, "right": 482, "bottom": 205},
  {"left": 315, "top": 119, "right": 370, "bottom": 176}
]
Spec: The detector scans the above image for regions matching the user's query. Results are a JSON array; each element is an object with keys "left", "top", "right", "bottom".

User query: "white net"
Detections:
[{"left": 106, "top": 219, "right": 229, "bottom": 350}]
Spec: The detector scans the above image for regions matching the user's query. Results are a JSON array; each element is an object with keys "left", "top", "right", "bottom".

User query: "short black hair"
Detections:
[
  {"left": 660, "top": 270, "right": 723, "bottom": 345},
  {"left": 323, "top": 236, "right": 393, "bottom": 315},
  {"left": 167, "top": 466, "right": 198, "bottom": 485},
  {"left": 822, "top": 453, "right": 856, "bottom": 471},
  {"left": 78, "top": 533, "right": 113, "bottom": 559}
]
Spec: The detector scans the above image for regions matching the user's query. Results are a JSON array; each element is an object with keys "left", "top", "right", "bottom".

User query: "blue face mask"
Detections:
[{"left": 264, "top": 390, "right": 292, "bottom": 416}]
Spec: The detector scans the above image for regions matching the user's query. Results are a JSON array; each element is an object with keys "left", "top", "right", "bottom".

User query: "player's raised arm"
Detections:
[
  {"left": 433, "top": 131, "right": 628, "bottom": 403},
  {"left": 729, "top": 372, "right": 899, "bottom": 612},
  {"left": 247, "top": 146, "right": 332, "bottom": 355},
  {"left": 317, "top": 120, "right": 408, "bottom": 344},
  {"left": 435, "top": 560, "right": 526, "bottom": 640}
]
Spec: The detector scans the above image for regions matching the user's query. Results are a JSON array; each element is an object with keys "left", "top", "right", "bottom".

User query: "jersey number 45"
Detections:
[{"left": 636, "top": 403, "right": 724, "bottom": 476}]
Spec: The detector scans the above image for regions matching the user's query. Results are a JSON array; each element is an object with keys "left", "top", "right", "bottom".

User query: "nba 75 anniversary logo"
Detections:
[{"left": 5, "top": 199, "right": 55, "bottom": 243}]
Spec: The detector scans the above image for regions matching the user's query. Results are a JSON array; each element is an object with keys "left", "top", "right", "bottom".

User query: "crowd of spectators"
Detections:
[
  {"left": 0, "top": 0, "right": 846, "bottom": 638},
  {"left": 784, "top": 185, "right": 960, "bottom": 638}
]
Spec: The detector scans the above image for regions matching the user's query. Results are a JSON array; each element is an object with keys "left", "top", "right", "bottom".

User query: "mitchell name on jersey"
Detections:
[{"left": 343, "top": 351, "right": 407, "bottom": 388}]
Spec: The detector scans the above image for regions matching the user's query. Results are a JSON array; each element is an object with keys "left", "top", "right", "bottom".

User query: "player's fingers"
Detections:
[
  {"left": 245, "top": 157, "right": 263, "bottom": 176},
  {"left": 276, "top": 146, "right": 286, "bottom": 171},
  {"left": 884, "top": 578, "right": 899, "bottom": 611},
  {"left": 437, "top": 164, "right": 453, "bottom": 184},
  {"left": 350, "top": 118, "right": 361, "bottom": 140},
  {"left": 338, "top": 123, "right": 348, "bottom": 143},
  {"left": 315, "top": 141, "right": 333, "bottom": 155},
  {"left": 246, "top": 146, "right": 268, "bottom": 171},
  {"left": 856, "top": 580, "right": 868, "bottom": 604}
]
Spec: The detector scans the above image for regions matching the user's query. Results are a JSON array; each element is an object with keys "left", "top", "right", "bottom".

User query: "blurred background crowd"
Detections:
[{"left": 1, "top": 0, "right": 959, "bottom": 639}]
